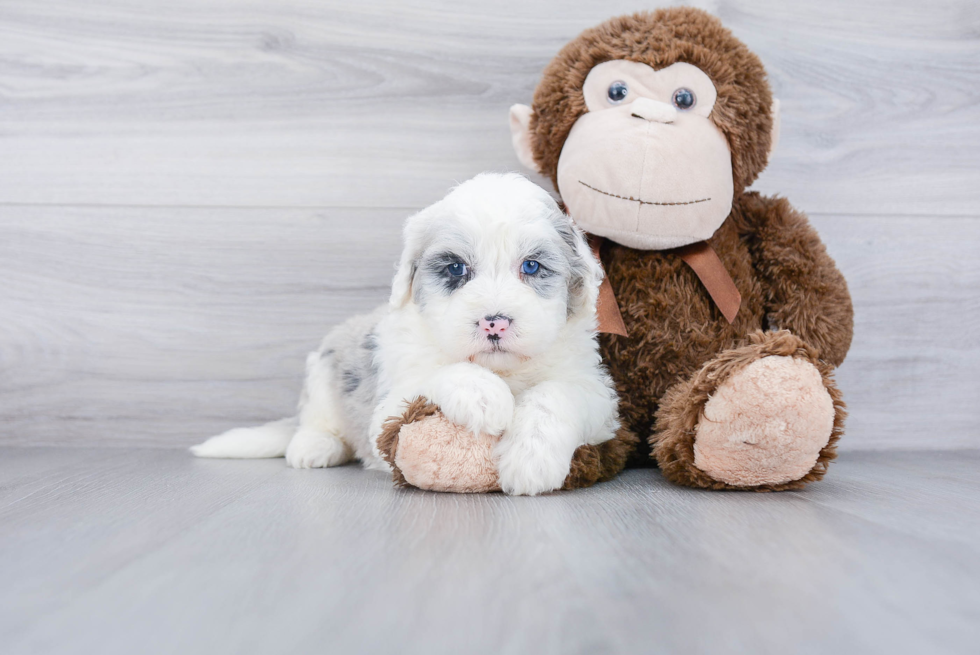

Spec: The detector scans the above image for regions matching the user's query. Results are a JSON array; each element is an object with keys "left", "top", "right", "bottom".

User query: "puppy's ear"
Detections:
[
  {"left": 389, "top": 209, "right": 431, "bottom": 308},
  {"left": 552, "top": 214, "right": 603, "bottom": 318}
]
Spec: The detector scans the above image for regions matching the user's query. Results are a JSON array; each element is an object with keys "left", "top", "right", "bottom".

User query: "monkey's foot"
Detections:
[
  {"left": 654, "top": 331, "right": 846, "bottom": 491},
  {"left": 694, "top": 355, "right": 834, "bottom": 486}
]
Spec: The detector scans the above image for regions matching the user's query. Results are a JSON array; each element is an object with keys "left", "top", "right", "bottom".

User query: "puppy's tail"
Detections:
[{"left": 190, "top": 416, "right": 297, "bottom": 459}]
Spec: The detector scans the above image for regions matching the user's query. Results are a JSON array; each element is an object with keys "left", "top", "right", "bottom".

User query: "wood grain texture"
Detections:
[
  {"left": 1, "top": 447, "right": 978, "bottom": 655},
  {"left": 1, "top": 206, "right": 978, "bottom": 449},
  {"left": 0, "top": 205, "right": 402, "bottom": 446},
  {"left": 0, "top": 0, "right": 978, "bottom": 450},
  {"left": 0, "top": 0, "right": 978, "bottom": 214},
  {"left": 819, "top": 215, "right": 980, "bottom": 449}
]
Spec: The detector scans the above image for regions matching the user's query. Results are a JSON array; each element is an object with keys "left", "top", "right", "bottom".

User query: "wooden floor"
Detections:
[{"left": 2, "top": 447, "right": 978, "bottom": 655}]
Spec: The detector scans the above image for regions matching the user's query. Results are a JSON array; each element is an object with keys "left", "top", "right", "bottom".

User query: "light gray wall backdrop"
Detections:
[{"left": 1, "top": 0, "right": 978, "bottom": 449}]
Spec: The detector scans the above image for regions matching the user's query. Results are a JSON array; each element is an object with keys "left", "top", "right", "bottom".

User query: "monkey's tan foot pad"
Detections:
[
  {"left": 693, "top": 355, "right": 834, "bottom": 487},
  {"left": 653, "top": 330, "right": 846, "bottom": 491}
]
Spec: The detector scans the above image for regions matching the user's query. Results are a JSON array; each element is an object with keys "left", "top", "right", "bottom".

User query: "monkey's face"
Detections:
[{"left": 556, "top": 61, "right": 733, "bottom": 250}]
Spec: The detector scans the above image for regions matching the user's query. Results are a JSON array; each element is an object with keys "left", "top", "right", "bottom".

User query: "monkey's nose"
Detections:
[{"left": 630, "top": 97, "right": 677, "bottom": 124}]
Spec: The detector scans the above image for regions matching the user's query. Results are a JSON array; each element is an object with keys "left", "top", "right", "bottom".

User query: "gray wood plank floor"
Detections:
[{"left": 1, "top": 447, "right": 978, "bottom": 655}]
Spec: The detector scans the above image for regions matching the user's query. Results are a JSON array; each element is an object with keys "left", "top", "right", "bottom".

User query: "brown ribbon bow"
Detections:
[{"left": 588, "top": 235, "right": 742, "bottom": 336}]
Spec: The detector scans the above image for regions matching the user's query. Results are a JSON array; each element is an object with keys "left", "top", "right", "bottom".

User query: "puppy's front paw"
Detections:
[
  {"left": 495, "top": 416, "right": 573, "bottom": 496},
  {"left": 431, "top": 367, "right": 514, "bottom": 436},
  {"left": 496, "top": 445, "right": 570, "bottom": 496},
  {"left": 285, "top": 430, "right": 351, "bottom": 469}
]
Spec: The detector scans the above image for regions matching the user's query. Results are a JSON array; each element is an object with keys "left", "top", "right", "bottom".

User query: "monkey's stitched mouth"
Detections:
[{"left": 579, "top": 181, "right": 710, "bottom": 207}]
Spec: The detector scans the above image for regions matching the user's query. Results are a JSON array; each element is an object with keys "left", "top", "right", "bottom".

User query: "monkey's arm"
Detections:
[{"left": 735, "top": 192, "right": 854, "bottom": 367}]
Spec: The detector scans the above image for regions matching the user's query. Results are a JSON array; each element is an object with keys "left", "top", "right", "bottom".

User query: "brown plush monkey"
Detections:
[{"left": 509, "top": 8, "right": 853, "bottom": 490}]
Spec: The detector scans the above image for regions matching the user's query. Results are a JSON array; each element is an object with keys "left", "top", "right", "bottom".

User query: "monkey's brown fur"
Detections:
[
  {"left": 379, "top": 397, "right": 639, "bottom": 492},
  {"left": 527, "top": 8, "right": 854, "bottom": 488}
]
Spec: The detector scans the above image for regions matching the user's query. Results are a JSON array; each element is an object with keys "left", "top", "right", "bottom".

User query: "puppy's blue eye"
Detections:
[
  {"left": 521, "top": 260, "right": 540, "bottom": 275},
  {"left": 607, "top": 80, "right": 628, "bottom": 104},
  {"left": 447, "top": 262, "right": 467, "bottom": 277}
]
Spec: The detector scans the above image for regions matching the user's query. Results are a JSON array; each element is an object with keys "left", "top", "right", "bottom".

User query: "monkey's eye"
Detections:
[
  {"left": 521, "top": 260, "right": 540, "bottom": 275},
  {"left": 447, "top": 262, "right": 468, "bottom": 277},
  {"left": 606, "top": 81, "right": 629, "bottom": 104},
  {"left": 672, "top": 88, "right": 696, "bottom": 110}
]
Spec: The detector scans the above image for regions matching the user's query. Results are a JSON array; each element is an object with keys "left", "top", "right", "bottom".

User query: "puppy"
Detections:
[{"left": 192, "top": 173, "right": 620, "bottom": 495}]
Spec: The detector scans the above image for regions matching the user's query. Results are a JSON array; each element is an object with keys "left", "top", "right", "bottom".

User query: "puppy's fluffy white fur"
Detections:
[{"left": 192, "top": 173, "right": 620, "bottom": 495}]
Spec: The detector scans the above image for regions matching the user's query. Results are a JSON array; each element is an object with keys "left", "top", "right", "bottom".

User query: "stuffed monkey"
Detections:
[{"left": 508, "top": 8, "right": 853, "bottom": 490}]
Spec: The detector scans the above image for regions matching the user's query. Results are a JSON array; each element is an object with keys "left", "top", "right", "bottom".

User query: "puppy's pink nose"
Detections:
[{"left": 478, "top": 315, "right": 511, "bottom": 337}]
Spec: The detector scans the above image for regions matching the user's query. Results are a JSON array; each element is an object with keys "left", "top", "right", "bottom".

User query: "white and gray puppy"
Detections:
[{"left": 192, "top": 173, "right": 620, "bottom": 495}]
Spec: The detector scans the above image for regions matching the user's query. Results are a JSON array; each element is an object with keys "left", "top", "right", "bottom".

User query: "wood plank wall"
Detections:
[{"left": 1, "top": 0, "right": 978, "bottom": 449}]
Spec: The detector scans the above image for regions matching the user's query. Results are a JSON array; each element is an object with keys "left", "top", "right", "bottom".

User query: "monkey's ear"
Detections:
[
  {"left": 509, "top": 104, "right": 540, "bottom": 173},
  {"left": 768, "top": 98, "right": 781, "bottom": 161}
]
